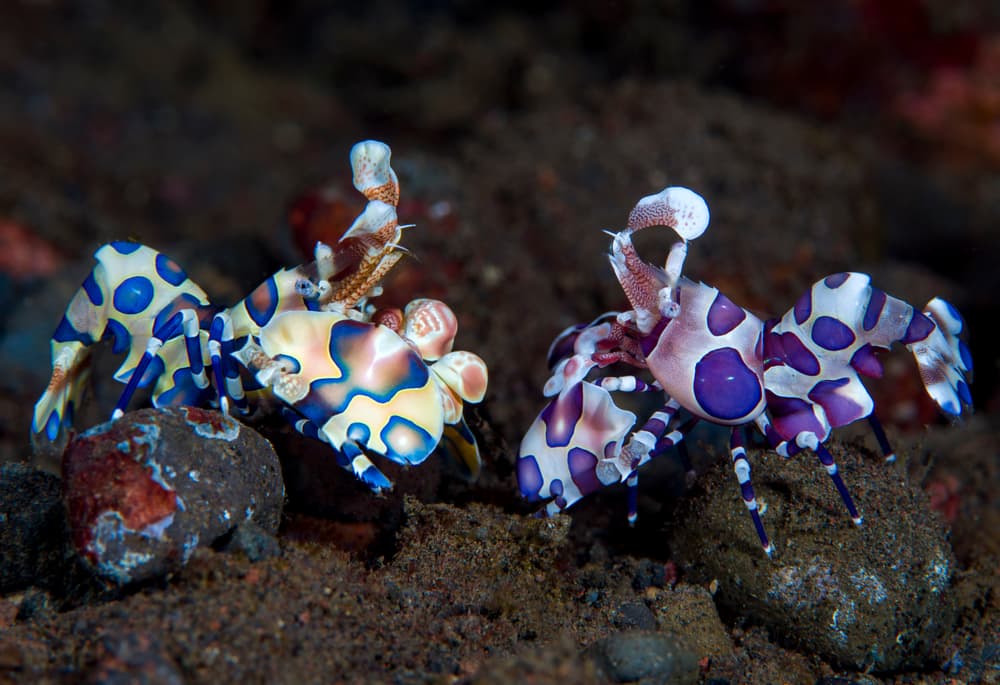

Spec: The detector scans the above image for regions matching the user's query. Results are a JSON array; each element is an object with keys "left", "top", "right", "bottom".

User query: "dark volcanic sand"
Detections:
[{"left": 0, "top": 4, "right": 997, "bottom": 684}]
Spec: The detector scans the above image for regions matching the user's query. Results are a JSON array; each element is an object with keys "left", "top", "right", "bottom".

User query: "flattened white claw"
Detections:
[
  {"left": 350, "top": 140, "right": 400, "bottom": 206},
  {"left": 341, "top": 200, "right": 398, "bottom": 240},
  {"left": 627, "top": 186, "right": 710, "bottom": 241}
]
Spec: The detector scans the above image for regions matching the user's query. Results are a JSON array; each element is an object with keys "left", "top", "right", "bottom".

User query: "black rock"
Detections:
[{"left": 62, "top": 406, "right": 284, "bottom": 584}]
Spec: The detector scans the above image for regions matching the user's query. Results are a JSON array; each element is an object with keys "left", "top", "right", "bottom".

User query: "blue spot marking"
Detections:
[
  {"left": 380, "top": 415, "right": 436, "bottom": 465},
  {"left": 517, "top": 454, "right": 544, "bottom": 500},
  {"left": 102, "top": 319, "right": 131, "bottom": 354},
  {"left": 957, "top": 380, "right": 972, "bottom": 406},
  {"left": 863, "top": 288, "right": 886, "bottom": 331},
  {"left": 109, "top": 241, "right": 142, "bottom": 255},
  {"left": 155, "top": 253, "right": 188, "bottom": 286},
  {"left": 346, "top": 422, "right": 371, "bottom": 445},
  {"left": 44, "top": 410, "right": 60, "bottom": 441},
  {"left": 550, "top": 479, "right": 564, "bottom": 497},
  {"left": 53, "top": 316, "right": 94, "bottom": 345},
  {"left": 274, "top": 354, "right": 302, "bottom": 375},
  {"left": 113, "top": 276, "right": 155, "bottom": 315},
  {"left": 302, "top": 321, "right": 429, "bottom": 418},
  {"left": 244, "top": 277, "right": 279, "bottom": 327},
  {"left": 941, "top": 399, "right": 959, "bottom": 416},
  {"left": 360, "top": 465, "right": 392, "bottom": 491},
  {"left": 305, "top": 298, "right": 321, "bottom": 312},
  {"left": 901, "top": 312, "right": 935, "bottom": 344},
  {"left": 155, "top": 368, "right": 213, "bottom": 408},
  {"left": 945, "top": 301, "right": 964, "bottom": 330},
  {"left": 82, "top": 272, "right": 104, "bottom": 305},
  {"left": 959, "top": 341, "right": 973, "bottom": 372},
  {"left": 811, "top": 316, "right": 856, "bottom": 351}
]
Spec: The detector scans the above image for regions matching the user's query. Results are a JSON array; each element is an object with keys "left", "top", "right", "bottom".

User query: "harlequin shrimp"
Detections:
[
  {"left": 518, "top": 186, "right": 972, "bottom": 555},
  {"left": 32, "top": 141, "right": 488, "bottom": 491}
]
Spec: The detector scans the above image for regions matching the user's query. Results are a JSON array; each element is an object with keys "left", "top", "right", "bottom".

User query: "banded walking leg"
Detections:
[
  {"left": 111, "top": 310, "right": 187, "bottom": 419},
  {"left": 280, "top": 408, "right": 392, "bottom": 492},
  {"left": 593, "top": 375, "right": 660, "bottom": 393},
  {"left": 797, "top": 432, "right": 863, "bottom": 525},
  {"left": 625, "top": 416, "right": 700, "bottom": 525},
  {"left": 620, "top": 399, "right": 685, "bottom": 524},
  {"left": 209, "top": 312, "right": 248, "bottom": 416},
  {"left": 867, "top": 414, "right": 895, "bottom": 462},
  {"left": 730, "top": 426, "right": 773, "bottom": 556}
]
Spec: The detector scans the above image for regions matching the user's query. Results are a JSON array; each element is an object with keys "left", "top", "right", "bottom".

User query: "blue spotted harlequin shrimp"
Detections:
[
  {"left": 518, "top": 186, "right": 972, "bottom": 555},
  {"left": 32, "top": 141, "right": 488, "bottom": 492}
]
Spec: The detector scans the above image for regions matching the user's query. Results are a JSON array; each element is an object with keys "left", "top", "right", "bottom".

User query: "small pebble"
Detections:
[
  {"left": 217, "top": 521, "right": 281, "bottom": 562},
  {"left": 613, "top": 601, "right": 657, "bottom": 631},
  {"left": 585, "top": 630, "right": 699, "bottom": 685}
]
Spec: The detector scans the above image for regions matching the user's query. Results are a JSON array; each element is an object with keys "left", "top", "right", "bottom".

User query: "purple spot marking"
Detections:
[
  {"left": 850, "top": 344, "right": 883, "bottom": 378},
  {"left": 707, "top": 291, "right": 747, "bottom": 336},
  {"left": 516, "top": 454, "right": 544, "bottom": 500},
  {"left": 540, "top": 382, "right": 584, "bottom": 448},
  {"left": 824, "top": 272, "right": 850, "bottom": 288},
  {"left": 794, "top": 290, "right": 812, "bottom": 325},
  {"left": 762, "top": 324, "right": 784, "bottom": 369},
  {"left": 693, "top": 348, "right": 762, "bottom": 421},
  {"left": 550, "top": 479, "right": 564, "bottom": 497},
  {"left": 863, "top": 288, "right": 886, "bottom": 331},
  {"left": 780, "top": 332, "right": 820, "bottom": 375},
  {"left": 901, "top": 312, "right": 934, "bottom": 344},
  {"left": 568, "top": 447, "right": 602, "bottom": 497},
  {"left": 811, "top": 316, "right": 856, "bottom": 351},
  {"left": 808, "top": 378, "right": 867, "bottom": 427},
  {"left": 765, "top": 391, "right": 825, "bottom": 441}
]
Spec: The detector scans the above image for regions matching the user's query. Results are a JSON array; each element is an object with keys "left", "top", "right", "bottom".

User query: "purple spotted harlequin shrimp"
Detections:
[
  {"left": 517, "top": 185, "right": 972, "bottom": 555},
  {"left": 32, "top": 141, "right": 488, "bottom": 492}
]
